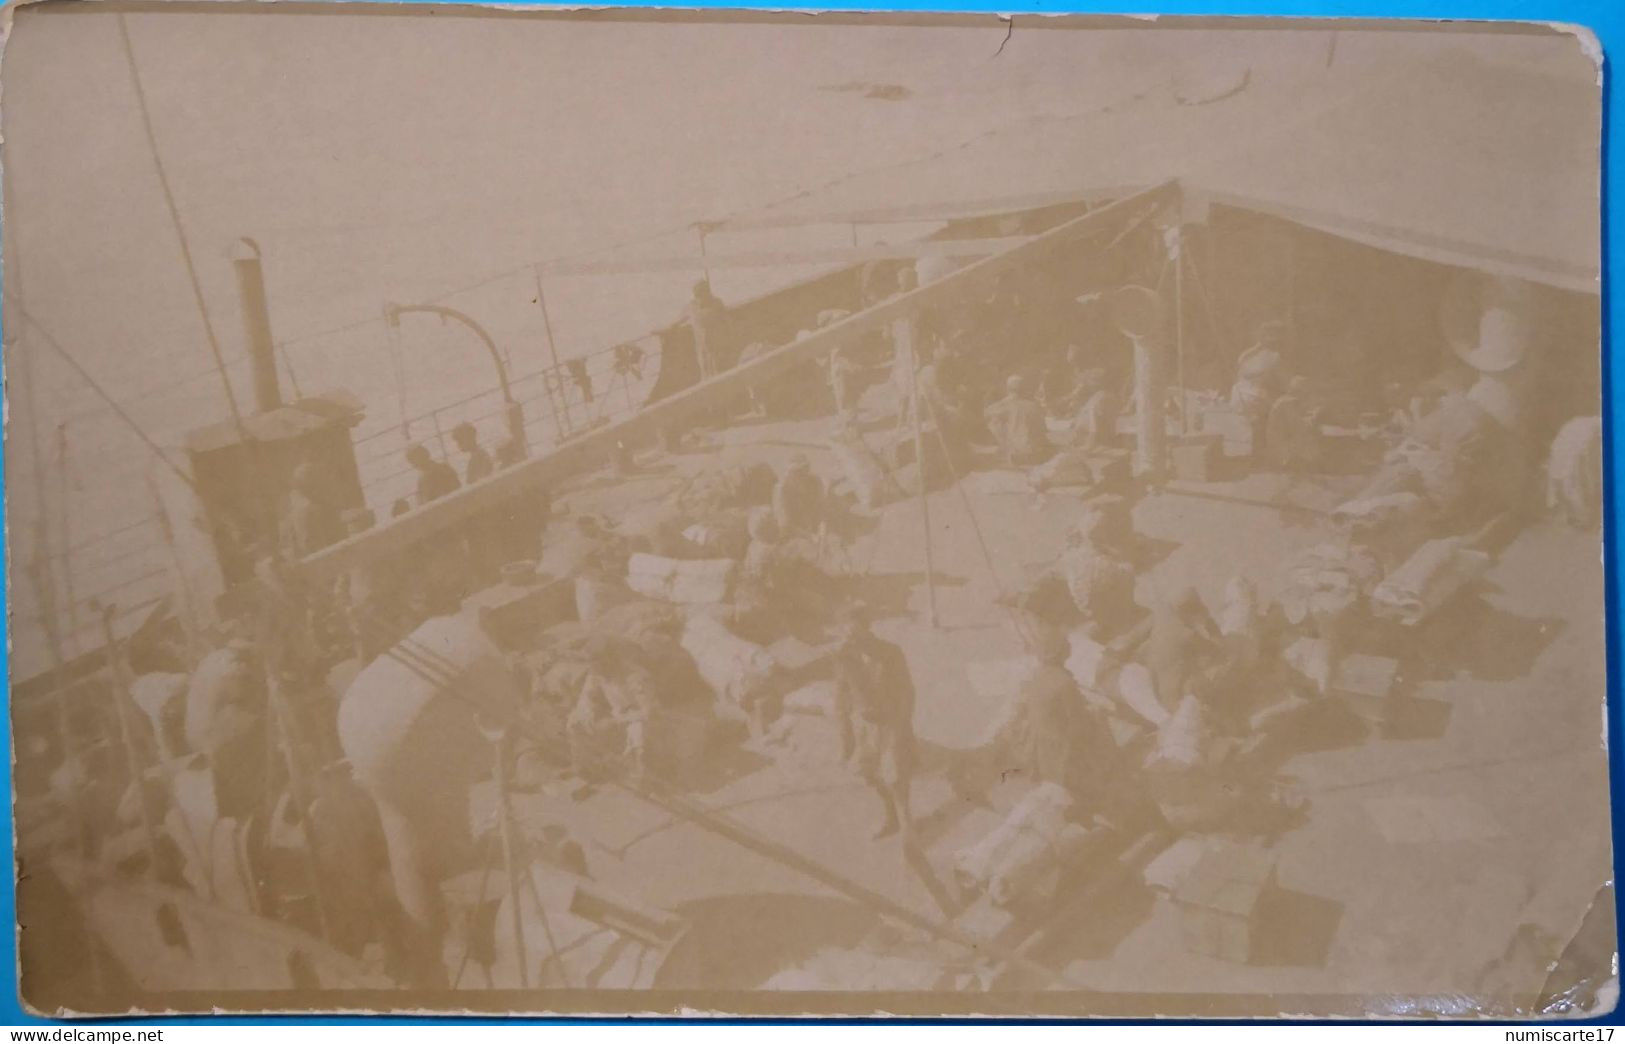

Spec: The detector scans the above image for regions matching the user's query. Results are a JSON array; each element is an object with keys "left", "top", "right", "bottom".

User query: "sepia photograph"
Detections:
[{"left": 1, "top": 2, "right": 1611, "bottom": 1019}]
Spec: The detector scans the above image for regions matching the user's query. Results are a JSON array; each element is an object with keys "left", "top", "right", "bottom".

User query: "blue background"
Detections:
[{"left": 0, "top": 0, "right": 1619, "bottom": 1026}]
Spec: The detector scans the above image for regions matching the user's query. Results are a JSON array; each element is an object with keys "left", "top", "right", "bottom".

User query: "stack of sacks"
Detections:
[{"left": 952, "top": 782, "right": 1091, "bottom": 906}]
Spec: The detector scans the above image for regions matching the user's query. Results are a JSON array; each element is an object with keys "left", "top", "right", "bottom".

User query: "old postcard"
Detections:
[{"left": 3, "top": 2, "right": 1610, "bottom": 1019}]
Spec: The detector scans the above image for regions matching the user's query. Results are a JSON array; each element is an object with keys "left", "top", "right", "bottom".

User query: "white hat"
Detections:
[{"left": 1441, "top": 274, "right": 1538, "bottom": 374}]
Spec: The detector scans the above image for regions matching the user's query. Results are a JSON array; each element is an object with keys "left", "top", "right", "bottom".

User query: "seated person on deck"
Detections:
[{"left": 983, "top": 374, "right": 1053, "bottom": 467}]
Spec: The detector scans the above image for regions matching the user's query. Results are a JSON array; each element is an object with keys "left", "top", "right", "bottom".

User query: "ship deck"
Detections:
[{"left": 458, "top": 384, "right": 1611, "bottom": 1008}]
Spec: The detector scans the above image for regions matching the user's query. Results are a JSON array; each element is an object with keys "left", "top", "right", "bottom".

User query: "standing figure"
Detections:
[
  {"left": 887, "top": 266, "right": 923, "bottom": 416},
  {"left": 1230, "top": 321, "right": 1288, "bottom": 453},
  {"left": 688, "top": 279, "right": 730, "bottom": 381},
  {"left": 494, "top": 402, "right": 528, "bottom": 468},
  {"left": 827, "top": 345, "right": 861, "bottom": 429},
  {"left": 183, "top": 632, "right": 271, "bottom": 822},
  {"left": 1069, "top": 367, "right": 1122, "bottom": 451},
  {"left": 284, "top": 461, "right": 342, "bottom": 558},
  {"left": 909, "top": 342, "right": 973, "bottom": 471},
  {"left": 916, "top": 346, "right": 962, "bottom": 426},
  {"left": 965, "top": 627, "right": 1130, "bottom": 819},
  {"left": 337, "top": 508, "right": 403, "bottom": 661},
  {"left": 405, "top": 443, "right": 460, "bottom": 508},
  {"left": 1264, "top": 376, "right": 1322, "bottom": 471},
  {"left": 451, "top": 422, "right": 495, "bottom": 485},
  {"left": 739, "top": 341, "right": 773, "bottom": 418},
  {"left": 772, "top": 454, "right": 825, "bottom": 540},
  {"left": 993, "top": 627, "right": 1083, "bottom": 790},
  {"left": 734, "top": 507, "right": 789, "bottom": 644},
  {"left": 128, "top": 666, "right": 191, "bottom": 763},
  {"left": 831, "top": 606, "right": 917, "bottom": 839}
]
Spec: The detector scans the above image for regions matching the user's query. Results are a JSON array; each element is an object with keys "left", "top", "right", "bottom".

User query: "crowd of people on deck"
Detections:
[{"left": 33, "top": 248, "right": 1605, "bottom": 991}]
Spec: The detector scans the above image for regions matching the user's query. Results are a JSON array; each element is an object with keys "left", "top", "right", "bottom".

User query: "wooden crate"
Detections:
[
  {"left": 1331, "top": 652, "right": 1400, "bottom": 725},
  {"left": 1169, "top": 434, "right": 1224, "bottom": 482},
  {"left": 1200, "top": 407, "right": 1254, "bottom": 457},
  {"left": 464, "top": 576, "right": 578, "bottom": 651},
  {"left": 1172, "top": 841, "right": 1277, "bottom": 963}
]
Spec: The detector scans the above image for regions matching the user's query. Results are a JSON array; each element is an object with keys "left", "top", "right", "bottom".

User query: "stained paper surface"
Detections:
[{"left": 3, "top": 2, "right": 1610, "bottom": 1018}]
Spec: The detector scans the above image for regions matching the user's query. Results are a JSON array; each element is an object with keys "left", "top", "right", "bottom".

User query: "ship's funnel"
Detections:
[{"left": 230, "top": 237, "right": 282, "bottom": 413}]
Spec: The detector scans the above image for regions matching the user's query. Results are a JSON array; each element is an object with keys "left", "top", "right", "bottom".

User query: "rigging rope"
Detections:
[
  {"left": 6, "top": 296, "right": 198, "bottom": 491},
  {"left": 116, "top": 12, "right": 248, "bottom": 438}
]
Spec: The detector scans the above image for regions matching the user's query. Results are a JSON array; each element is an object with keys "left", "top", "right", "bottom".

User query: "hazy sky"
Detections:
[{"left": 0, "top": 6, "right": 1596, "bottom": 675}]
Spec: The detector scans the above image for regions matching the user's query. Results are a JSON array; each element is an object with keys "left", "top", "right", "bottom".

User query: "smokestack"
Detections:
[{"left": 230, "top": 237, "right": 282, "bottom": 413}]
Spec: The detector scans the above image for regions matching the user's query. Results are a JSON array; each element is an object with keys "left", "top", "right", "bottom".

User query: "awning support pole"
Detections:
[{"left": 903, "top": 316, "right": 939, "bottom": 627}]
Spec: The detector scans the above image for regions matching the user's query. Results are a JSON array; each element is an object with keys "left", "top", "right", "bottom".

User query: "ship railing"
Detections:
[
  {"left": 35, "top": 180, "right": 1178, "bottom": 679},
  {"left": 299, "top": 181, "right": 1182, "bottom": 586},
  {"left": 348, "top": 334, "right": 662, "bottom": 514}
]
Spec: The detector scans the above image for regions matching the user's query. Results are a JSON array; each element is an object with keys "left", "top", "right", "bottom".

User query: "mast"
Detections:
[
  {"left": 532, "top": 265, "right": 572, "bottom": 439},
  {"left": 903, "top": 317, "right": 939, "bottom": 627}
]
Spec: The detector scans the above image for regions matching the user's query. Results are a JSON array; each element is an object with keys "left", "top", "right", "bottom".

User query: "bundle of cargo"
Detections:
[
  {"left": 1283, "top": 636, "right": 1398, "bottom": 723},
  {"left": 570, "top": 576, "right": 628, "bottom": 624},
  {"left": 594, "top": 599, "right": 688, "bottom": 642},
  {"left": 626, "top": 552, "right": 737, "bottom": 604},
  {"left": 677, "top": 512, "right": 751, "bottom": 560},
  {"left": 951, "top": 782, "right": 1093, "bottom": 907},
  {"left": 1142, "top": 694, "right": 1237, "bottom": 832},
  {"left": 530, "top": 606, "right": 709, "bottom": 722},
  {"left": 676, "top": 461, "right": 777, "bottom": 519},
  {"left": 679, "top": 612, "right": 783, "bottom": 732},
  {"left": 1279, "top": 541, "right": 1383, "bottom": 627},
  {"left": 1371, "top": 535, "right": 1491, "bottom": 627},
  {"left": 762, "top": 680, "right": 847, "bottom": 770},
  {"left": 826, "top": 430, "right": 917, "bottom": 510}
]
